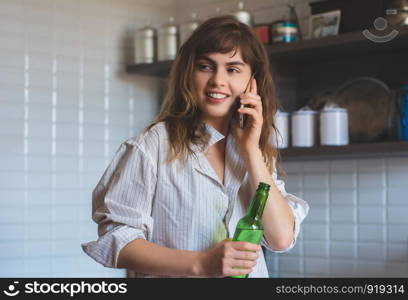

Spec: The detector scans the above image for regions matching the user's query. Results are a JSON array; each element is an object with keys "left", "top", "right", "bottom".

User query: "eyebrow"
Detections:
[{"left": 197, "top": 56, "right": 246, "bottom": 67}]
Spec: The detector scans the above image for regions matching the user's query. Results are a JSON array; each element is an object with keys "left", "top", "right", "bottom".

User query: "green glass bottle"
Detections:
[{"left": 231, "top": 182, "right": 270, "bottom": 278}]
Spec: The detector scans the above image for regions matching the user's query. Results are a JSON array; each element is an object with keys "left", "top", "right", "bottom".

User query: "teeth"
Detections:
[{"left": 207, "top": 93, "right": 227, "bottom": 99}]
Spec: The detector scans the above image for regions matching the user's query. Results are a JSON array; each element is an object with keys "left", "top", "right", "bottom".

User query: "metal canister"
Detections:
[
  {"left": 134, "top": 21, "right": 156, "bottom": 64},
  {"left": 231, "top": 1, "right": 253, "bottom": 27},
  {"left": 158, "top": 17, "right": 178, "bottom": 61},
  {"left": 179, "top": 13, "right": 200, "bottom": 46}
]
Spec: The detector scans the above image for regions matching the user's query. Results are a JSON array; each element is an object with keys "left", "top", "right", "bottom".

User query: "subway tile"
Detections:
[
  {"left": 358, "top": 225, "right": 385, "bottom": 242},
  {"left": 56, "top": 58, "right": 80, "bottom": 75},
  {"left": 306, "top": 206, "right": 329, "bottom": 223},
  {"left": 27, "top": 104, "right": 53, "bottom": 122},
  {"left": 0, "top": 0, "right": 24, "bottom": 18},
  {"left": 24, "top": 205, "right": 52, "bottom": 223},
  {"left": 330, "top": 259, "right": 357, "bottom": 276},
  {"left": 83, "top": 140, "right": 105, "bottom": 157},
  {"left": 388, "top": 206, "right": 408, "bottom": 224},
  {"left": 0, "top": 189, "right": 25, "bottom": 206},
  {"left": 53, "top": 223, "right": 78, "bottom": 240},
  {"left": 0, "top": 172, "right": 24, "bottom": 189},
  {"left": 27, "top": 121, "right": 52, "bottom": 139},
  {"left": 55, "top": 205, "right": 79, "bottom": 223},
  {"left": 0, "top": 84, "right": 24, "bottom": 102},
  {"left": 0, "top": 241, "right": 24, "bottom": 258},
  {"left": 24, "top": 240, "right": 53, "bottom": 258},
  {"left": 27, "top": 36, "right": 53, "bottom": 55},
  {"left": 357, "top": 158, "right": 385, "bottom": 172},
  {"left": 330, "top": 242, "right": 357, "bottom": 258},
  {"left": 55, "top": 173, "right": 80, "bottom": 189},
  {"left": 281, "top": 161, "right": 303, "bottom": 173},
  {"left": 55, "top": 41, "right": 80, "bottom": 59},
  {"left": 29, "top": 52, "right": 53, "bottom": 72},
  {"left": 278, "top": 257, "right": 302, "bottom": 273},
  {"left": 0, "top": 49, "right": 24, "bottom": 68},
  {"left": 0, "top": 224, "right": 24, "bottom": 241},
  {"left": 52, "top": 256, "right": 80, "bottom": 273},
  {"left": 29, "top": 87, "right": 53, "bottom": 105},
  {"left": 53, "top": 240, "right": 79, "bottom": 256},
  {"left": 304, "top": 173, "right": 328, "bottom": 189},
  {"left": 0, "top": 258, "right": 23, "bottom": 276},
  {"left": 388, "top": 170, "right": 408, "bottom": 187},
  {"left": 27, "top": 155, "right": 52, "bottom": 172},
  {"left": 304, "top": 241, "right": 329, "bottom": 258},
  {"left": 82, "top": 172, "right": 101, "bottom": 190},
  {"left": 0, "top": 66, "right": 24, "bottom": 86},
  {"left": 56, "top": 90, "right": 80, "bottom": 106},
  {"left": 57, "top": 72, "right": 80, "bottom": 91},
  {"left": 358, "top": 172, "right": 386, "bottom": 188},
  {"left": 0, "top": 153, "right": 25, "bottom": 171},
  {"left": 303, "top": 160, "right": 329, "bottom": 172},
  {"left": 358, "top": 243, "right": 386, "bottom": 260},
  {"left": 387, "top": 157, "right": 408, "bottom": 171},
  {"left": 27, "top": 138, "right": 52, "bottom": 155},
  {"left": 304, "top": 223, "right": 329, "bottom": 241},
  {"left": 56, "top": 123, "right": 79, "bottom": 140},
  {"left": 55, "top": 139, "right": 78, "bottom": 156},
  {"left": 330, "top": 173, "right": 356, "bottom": 189},
  {"left": 387, "top": 243, "right": 408, "bottom": 262},
  {"left": 0, "top": 137, "right": 23, "bottom": 153},
  {"left": 55, "top": 156, "right": 79, "bottom": 172},
  {"left": 27, "top": 172, "right": 52, "bottom": 189},
  {"left": 0, "top": 32, "right": 24, "bottom": 51},
  {"left": 387, "top": 225, "right": 408, "bottom": 243},
  {"left": 358, "top": 206, "right": 386, "bottom": 224},
  {"left": 284, "top": 173, "right": 302, "bottom": 190},
  {"left": 385, "top": 262, "right": 408, "bottom": 277},
  {"left": 24, "top": 257, "right": 52, "bottom": 275},
  {"left": 330, "top": 188, "right": 356, "bottom": 205},
  {"left": 0, "top": 102, "right": 24, "bottom": 120},
  {"left": 304, "top": 258, "right": 330, "bottom": 275},
  {"left": 26, "top": 189, "right": 52, "bottom": 205},
  {"left": 330, "top": 159, "right": 356, "bottom": 173},
  {"left": 28, "top": 69, "right": 53, "bottom": 89},
  {"left": 331, "top": 224, "right": 357, "bottom": 241},
  {"left": 355, "top": 262, "right": 386, "bottom": 277},
  {"left": 330, "top": 206, "right": 356, "bottom": 223},
  {"left": 25, "top": 223, "right": 52, "bottom": 240},
  {"left": 55, "top": 189, "right": 80, "bottom": 205},
  {"left": 387, "top": 187, "right": 408, "bottom": 205},
  {"left": 358, "top": 188, "right": 385, "bottom": 206}
]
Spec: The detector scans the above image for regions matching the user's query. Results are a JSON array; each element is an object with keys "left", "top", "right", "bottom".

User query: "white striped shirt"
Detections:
[{"left": 81, "top": 122, "right": 309, "bottom": 277}]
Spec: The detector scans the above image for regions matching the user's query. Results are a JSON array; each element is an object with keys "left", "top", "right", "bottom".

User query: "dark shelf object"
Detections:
[
  {"left": 280, "top": 141, "right": 408, "bottom": 161},
  {"left": 267, "top": 25, "right": 408, "bottom": 63},
  {"left": 126, "top": 60, "right": 172, "bottom": 77}
]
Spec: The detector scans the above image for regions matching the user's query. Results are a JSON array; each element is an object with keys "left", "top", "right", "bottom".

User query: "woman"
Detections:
[{"left": 82, "top": 16, "right": 309, "bottom": 278}]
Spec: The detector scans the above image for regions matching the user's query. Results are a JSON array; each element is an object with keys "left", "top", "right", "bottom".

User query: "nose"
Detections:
[{"left": 209, "top": 69, "right": 227, "bottom": 87}]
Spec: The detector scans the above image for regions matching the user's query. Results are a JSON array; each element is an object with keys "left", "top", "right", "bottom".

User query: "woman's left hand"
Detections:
[{"left": 232, "top": 78, "right": 263, "bottom": 156}]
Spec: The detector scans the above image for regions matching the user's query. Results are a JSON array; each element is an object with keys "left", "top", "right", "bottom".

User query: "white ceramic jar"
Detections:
[
  {"left": 291, "top": 108, "right": 317, "bottom": 147},
  {"left": 320, "top": 106, "right": 349, "bottom": 146}
]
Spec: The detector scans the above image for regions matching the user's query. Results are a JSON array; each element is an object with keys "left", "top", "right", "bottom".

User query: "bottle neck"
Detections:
[{"left": 247, "top": 188, "right": 269, "bottom": 221}]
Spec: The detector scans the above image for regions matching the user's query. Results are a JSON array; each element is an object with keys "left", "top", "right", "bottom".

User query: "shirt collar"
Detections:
[{"left": 203, "top": 123, "right": 225, "bottom": 151}]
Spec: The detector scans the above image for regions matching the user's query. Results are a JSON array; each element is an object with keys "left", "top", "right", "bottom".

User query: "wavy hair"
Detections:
[{"left": 147, "top": 15, "right": 281, "bottom": 173}]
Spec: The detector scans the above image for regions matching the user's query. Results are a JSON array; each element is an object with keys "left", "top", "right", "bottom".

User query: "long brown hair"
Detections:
[{"left": 147, "top": 15, "right": 280, "bottom": 173}]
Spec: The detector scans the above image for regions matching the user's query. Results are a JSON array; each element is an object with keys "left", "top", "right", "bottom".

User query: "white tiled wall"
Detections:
[
  {"left": 266, "top": 158, "right": 408, "bottom": 277},
  {"left": 0, "top": 0, "right": 173, "bottom": 277}
]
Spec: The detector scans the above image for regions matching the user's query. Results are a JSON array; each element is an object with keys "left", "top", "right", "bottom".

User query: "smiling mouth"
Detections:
[{"left": 205, "top": 92, "right": 230, "bottom": 102}]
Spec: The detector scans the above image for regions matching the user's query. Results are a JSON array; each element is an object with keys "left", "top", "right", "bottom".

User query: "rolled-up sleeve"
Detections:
[
  {"left": 81, "top": 141, "right": 157, "bottom": 268},
  {"left": 261, "top": 170, "right": 309, "bottom": 253}
]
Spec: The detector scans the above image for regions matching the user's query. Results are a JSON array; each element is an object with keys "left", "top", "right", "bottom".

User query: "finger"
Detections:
[
  {"left": 240, "top": 98, "right": 262, "bottom": 114},
  {"left": 237, "top": 107, "right": 262, "bottom": 124},
  {"left": 250, "top": 78, "right": 257, "bottom": 95},
  {"left": 232, "top": 250, "right": 259, "bottom": 261},
  {"left": 232, "top": 259, "right": 257, "bottom": 269},
  {"left": 232, "top": 241, "right": 262, "bottom": 252},
  {"left": 240, "top": 92, "right": 261, "bottom": 101}
]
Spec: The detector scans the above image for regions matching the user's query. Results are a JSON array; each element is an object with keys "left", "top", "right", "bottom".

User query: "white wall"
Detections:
[{"left": 0, "top": 0, "right": 175, "bottom": 277}]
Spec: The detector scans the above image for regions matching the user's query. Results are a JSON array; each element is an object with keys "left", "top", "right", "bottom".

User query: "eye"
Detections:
[
  {"left": 198, "top": 64, "right": 213, "bottom": 71},
  {"left": 228, "top": 68, "right": 240, "bottom": 73}
]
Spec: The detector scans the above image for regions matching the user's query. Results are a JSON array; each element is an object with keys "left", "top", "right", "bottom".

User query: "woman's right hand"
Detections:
[{"left": 196, "top": 239, "right": 261, "bottom": 277}]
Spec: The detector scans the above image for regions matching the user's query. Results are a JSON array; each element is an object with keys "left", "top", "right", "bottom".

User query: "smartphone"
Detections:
[{"left": 239, "top": 74, "right": 255, "bottom": 128}]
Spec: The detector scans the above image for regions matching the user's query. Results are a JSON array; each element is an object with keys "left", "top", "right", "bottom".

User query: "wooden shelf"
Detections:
[
  {"left": 126, "top": 26, "right": 408, "bottom": 76},
  {"left": 280, "top": 141, "right": 408, "bottom": 161}
]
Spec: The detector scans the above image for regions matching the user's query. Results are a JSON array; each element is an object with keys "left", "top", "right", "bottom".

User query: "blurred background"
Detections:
[{"left": 0, "top": 0, "right": 407, "bottom": 277}]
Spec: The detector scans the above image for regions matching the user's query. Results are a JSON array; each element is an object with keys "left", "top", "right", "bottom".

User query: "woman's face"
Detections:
[{"left": 193, "top": 49, "right": 252, "bottom": 126}]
